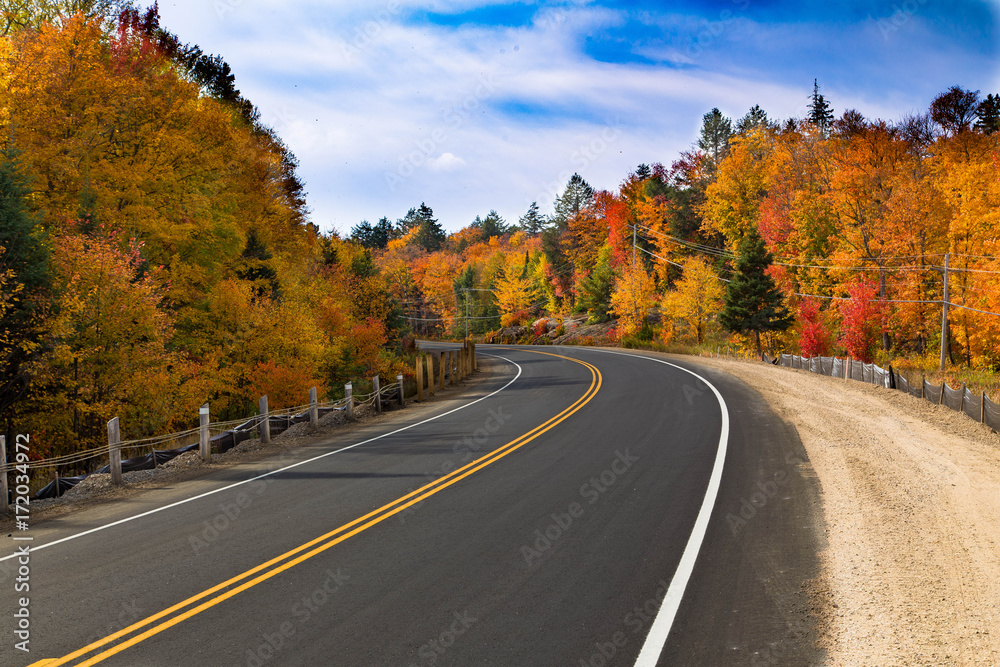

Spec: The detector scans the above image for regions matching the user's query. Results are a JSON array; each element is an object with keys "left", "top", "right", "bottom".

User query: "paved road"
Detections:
[{"left": 0, "top": 346, "right": 822, "bottom": 666}]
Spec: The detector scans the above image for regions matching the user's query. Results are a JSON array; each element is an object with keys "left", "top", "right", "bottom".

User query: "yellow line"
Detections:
[{"left": 51, "top": 350, "right": 601, "bottom": 666}]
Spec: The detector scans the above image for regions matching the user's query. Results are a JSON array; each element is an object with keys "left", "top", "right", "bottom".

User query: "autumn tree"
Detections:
[
  {"left": 930, "top": 86, "right": 980, "bottom": 135},
  {"left": 719, "top": 230, "right": 793, "bottom": 356},
  {"left": 661, "top": 255, "right": 724, "bottom": 344},
  {"left": 838, "top": 279, "right": 886, "bottom": 363},
  {"left": 610, "top": 263, "right": 655, "bottom": 339}
]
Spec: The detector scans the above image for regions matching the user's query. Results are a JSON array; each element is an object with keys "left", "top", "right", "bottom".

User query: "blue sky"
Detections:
[{"left": 154, "top": 0, "right": 1000, "bottom": 234}]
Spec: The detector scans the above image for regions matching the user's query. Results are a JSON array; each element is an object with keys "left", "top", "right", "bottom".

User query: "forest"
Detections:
[{"left": 1, "top": 3, "right": 999, "bottom": 462}]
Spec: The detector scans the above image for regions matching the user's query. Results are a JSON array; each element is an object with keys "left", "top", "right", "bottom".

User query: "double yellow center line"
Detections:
[{"left": 40, "top": 350, "right": 601, "bottom": 666}]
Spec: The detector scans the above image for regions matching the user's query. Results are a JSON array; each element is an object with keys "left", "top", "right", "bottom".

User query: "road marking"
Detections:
[
  {"left": 44, "top": 351, "right": 602, "bottom": 666},
  {"left": 1, "top": 355, "right": 524, "bottom": 564},
  {"left": 581, "top": 348, "right": 729, "bottom": 667}
]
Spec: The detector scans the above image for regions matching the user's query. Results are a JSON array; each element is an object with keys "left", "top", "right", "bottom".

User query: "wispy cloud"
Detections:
[{"left": 156, "top": 0, "right": 999, "bottom": 233}]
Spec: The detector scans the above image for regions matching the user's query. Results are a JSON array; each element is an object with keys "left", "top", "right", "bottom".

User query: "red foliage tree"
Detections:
[
  {"left": 798, "top": 298, "right": 834, "bottom": 357},
  {"left": 838, "top": 279, "right": 886, "bottom": 362}
]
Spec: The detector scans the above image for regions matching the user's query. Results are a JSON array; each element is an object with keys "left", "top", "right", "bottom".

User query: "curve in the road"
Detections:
[{"left": 40, "top": 350, "right": 601, "bottom": 667}]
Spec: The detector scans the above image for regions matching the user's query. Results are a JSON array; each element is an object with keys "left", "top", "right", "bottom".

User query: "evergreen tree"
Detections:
[
  {"left": 808, "top": 79, "right": 835, "bottom": 136},
  {"left": 551, "top": 173, "right": 594, "bottom": 230},
  {"left": 635, "top": 163, "right": 652, "bottom": 180},
  {"left": 698, "top": 108, "right": 733, "bottom": 168},
  {"left": 518, "top": 201, "right": 547, "bottom": 235},
  {"left": 350, "top": 220, "right": 376, "bottom": 247},
  {"left": 479, "top": 210, "right": 509, "bottom": 240},
  {"left": 735, "top": 104, "right": 771, "bottom": 135},
  {"left": 0, "top": 144, "right": 50, "bottom": 420},
  {"left": 975, "top": 93, "right": 1000, "bottom": 134},
  {"left": 577, "top": 244, "right": 615, "bottom": 323},
  {"left": 236, "top": 229, "right": 279, "bottom": 299},
  {"left": 411, "top": 202, "right": 446, "bottom": 252},
  {"left": 719, "top": 229, "right": 793, "bottom": 356}
]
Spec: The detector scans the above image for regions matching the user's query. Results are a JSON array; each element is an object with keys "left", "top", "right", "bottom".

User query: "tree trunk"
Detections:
[{"left": 754, "top": 330, "right": 762, "bottom": 358}]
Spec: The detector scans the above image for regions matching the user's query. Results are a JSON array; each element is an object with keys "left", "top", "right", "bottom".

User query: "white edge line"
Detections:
[
  {"left": 1, "top": 353, "right": 522, "bottom": 562},
  {"left": 583, "top": 348, "right": 729, "bottom": 667}
]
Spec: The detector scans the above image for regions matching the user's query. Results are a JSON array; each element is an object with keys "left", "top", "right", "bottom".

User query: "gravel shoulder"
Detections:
[{"left": 691, "top": 355, "right": 1000, "bottom": 666}]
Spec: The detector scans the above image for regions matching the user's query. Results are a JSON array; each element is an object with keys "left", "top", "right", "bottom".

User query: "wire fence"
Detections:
[
  {"left": 2, "top": 378, "right": 409, "bottom": 502},
  {"left": 772, "top": 353, "right": 1000, "bottom": 433}
]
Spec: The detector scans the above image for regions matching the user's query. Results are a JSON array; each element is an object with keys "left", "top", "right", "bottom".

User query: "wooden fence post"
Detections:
[
  {"left": 438, "top": 352, "right": 445, "bottom": 391},
  {"left": 959, "top": 382, "right": 966, "bottom": 412},
  {"left": 259, "top": 395, "right": 271, "bottom": 444},
  {"left": 397, "top": 374, "right": 405, "bottom": 407},
  {"left": 108, "top": 417, "right": 122, "bottom": 486},
  {"left": 0, "top": 435, "right": 9, "bottom": 516},
  {"left": 920, "top": 375, "right": 925, "bottom": 399},
  {"left": 373, "top": 376, "right": 381, "bottom": 413},
  {"left": 845, "top": 357, "right": 851, "bottom": 381},
  {"left": 200, "top": 404, "right": 211, "bottom": 462},
  {"left": 416, "top": 356, "right": 424, "bottom": 401},
  {"left": 982, "top": 391, "right": 987, "bottom": 424},
  {"left": 426, "top": 355, "right": 434, "bottom": 396},
  {"left": 939, "top": 382, "right": 946, "bottom": 406},
  {"left": 345, "top": 383, "right": 354, "bottom": 420},
  {"left": 472, "top": 341, "right": 477, "bottom": 371},
  {"left": 309, "top": 387, "right": 319, "bottom": 428},
  {"left": 448, "top": 351, "right": 455, "bottom": 386}
]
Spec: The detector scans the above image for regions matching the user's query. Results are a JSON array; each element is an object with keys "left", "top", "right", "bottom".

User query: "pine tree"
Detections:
[
  {"left": 0, "top": 144, "right": 50, "bottom": 420},
  {"left": 411, "top": 203, "right": 446, "bottom": 252},
  {"left": 698, "top": 108, "right": 733, "bottom": 168},
  {"left": 479, "top": 210, "right": 509, "bottom": 240},
  {"left": 719, "top": 229, "right": 793, "bottom": 356},
  {"left": 735, "top": 104, "right": 771, "bottom": 135},
  {"left": 518, "top": 201, "right": 547, "bottom": 235},
  {"left": 808, "top": 79, "right": 835, "bottom": 136},
  {"left": 975, "top": 93, "right": 1000, "bottom": 134},
  {"left": 551, "top": 173, "right": 594, "bottom": 230}
]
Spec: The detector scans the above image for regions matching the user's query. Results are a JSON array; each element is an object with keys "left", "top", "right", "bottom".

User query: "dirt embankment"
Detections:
[{"left": 696, "top": 356, "right": 1000, "bottom": 666}]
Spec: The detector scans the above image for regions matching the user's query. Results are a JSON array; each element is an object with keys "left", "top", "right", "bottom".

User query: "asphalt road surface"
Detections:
[{"left": 1, "top": 346, "right": 822, "bottom": 666}]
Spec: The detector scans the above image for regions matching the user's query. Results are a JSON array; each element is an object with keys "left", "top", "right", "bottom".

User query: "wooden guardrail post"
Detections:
[
  {"left": 397, "top": 374, "right": 405, "bottom": 407},
  {"left": 373, "top": 376, "right": 381, "bottom": 413},
  {"left": 426, "top": 356, "right": 434, "bottom": 396},
  {"left": 345, "top": 382, "right": 354, "bottom": 420},
  {"left": 472, "top": 341, "right": 477, "bottom": 371},
  {"left": 259, "top": 395, "right": 271, "bottom": 444},
  {"left": 0, "top": 435, "right": 9, "bottom": 516},
  {"left": 108, "top": 417, "right": 122, "bottom": 486},
  {"left": 416, "top": 355, "right": 424, "bottom": 401},
  {"left": 438, "top": 352, "right": 445, "bottom": 390},
  {"left": 447, "top": 351, "right": 455, "bottom": 386},
  {"left": 309, "top": 387, "right": 319, "bottom": 428},
  {"left": 200, "top": 404, "right": 211, "bottom": 462}
]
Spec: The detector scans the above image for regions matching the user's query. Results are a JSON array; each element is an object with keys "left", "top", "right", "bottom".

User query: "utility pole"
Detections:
[
  {"left": 632, "top": 224, "right": 637, "bottom": 267},
  {"left": 940, "top": 253, "right": 949, "bottom": 371}
]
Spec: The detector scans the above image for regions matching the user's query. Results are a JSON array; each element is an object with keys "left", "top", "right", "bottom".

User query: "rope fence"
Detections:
[{"left": 0, "top": 341, "right": 479, "bottom": 508}]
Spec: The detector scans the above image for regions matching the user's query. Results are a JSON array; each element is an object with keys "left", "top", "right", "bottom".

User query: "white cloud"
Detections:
[{"left": 428, "top": 152, "right": 467, "bottom": 171}]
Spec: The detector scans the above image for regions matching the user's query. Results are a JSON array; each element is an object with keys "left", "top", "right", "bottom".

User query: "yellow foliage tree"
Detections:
[
  {"left": 495, "top": 252, "right": 535, "bottom": 327},
  {"left": 610, "top": 263, "right": 655, "bottom": 339},
  {"left": 661, "top": 255, "right": 725, "bottom": 344}
]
